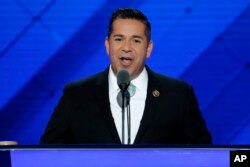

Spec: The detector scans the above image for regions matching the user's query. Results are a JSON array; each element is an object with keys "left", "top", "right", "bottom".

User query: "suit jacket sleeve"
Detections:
[
  {"left": 40, "top": 87, "right": 73, "bottom": 144},
  {"left": 183, "top": 85, "right": 212, "bottom": 144}
]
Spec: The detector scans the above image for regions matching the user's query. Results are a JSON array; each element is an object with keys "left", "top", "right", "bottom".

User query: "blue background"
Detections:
[{"left": 0, "top": 0, "right": 250, "bottom": 144}]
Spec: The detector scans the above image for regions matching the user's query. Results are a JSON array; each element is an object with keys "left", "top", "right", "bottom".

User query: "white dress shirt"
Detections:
[{"left": 108, "top": 66, "right": 148, "bottom": 144}]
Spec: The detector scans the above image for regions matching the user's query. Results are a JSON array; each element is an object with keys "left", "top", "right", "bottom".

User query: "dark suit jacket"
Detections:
[{"left": 40, "top": 67, "right": 211, "bottom": 144}]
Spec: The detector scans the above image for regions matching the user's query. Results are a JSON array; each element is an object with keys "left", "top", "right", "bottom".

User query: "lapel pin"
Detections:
[{"left": 152, "top": 90, "right": 160, "bottom": 97}]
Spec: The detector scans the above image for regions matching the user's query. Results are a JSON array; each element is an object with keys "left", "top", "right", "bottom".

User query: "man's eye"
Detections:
[
  {"left": 114, "top": 38, "right": 122, "bottom": 41},
  {"left": 134, "top": 39, "right": 142, "bottom": 43}
]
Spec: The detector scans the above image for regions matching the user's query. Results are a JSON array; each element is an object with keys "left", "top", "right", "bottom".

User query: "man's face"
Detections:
[{"left": 105, "top": 19, "right": 153, "bottom": 79}]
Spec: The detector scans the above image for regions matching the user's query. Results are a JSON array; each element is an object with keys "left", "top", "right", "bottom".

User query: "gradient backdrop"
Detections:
[{"left": 0, "top": 0, "right": 250, "bottom": 144}]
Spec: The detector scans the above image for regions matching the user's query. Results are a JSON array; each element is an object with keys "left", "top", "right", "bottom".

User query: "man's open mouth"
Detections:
[{"left": 120, "top": 57, "right": 133, "bottom": 66}]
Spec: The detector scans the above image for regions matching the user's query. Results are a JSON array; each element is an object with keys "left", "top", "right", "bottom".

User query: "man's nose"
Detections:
[{"left": 122, "top": 40, "right": 132, "bottom": 52}]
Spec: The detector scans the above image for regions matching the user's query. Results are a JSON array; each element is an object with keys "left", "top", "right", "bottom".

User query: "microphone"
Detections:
[
  {"left": 116, "top": 69, "right": 131, "bottom": 144},
  {"left": 117, "top": 69, "right": 130, "bottom": 91}
]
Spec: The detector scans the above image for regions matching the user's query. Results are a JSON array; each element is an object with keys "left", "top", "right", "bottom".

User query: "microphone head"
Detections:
[{"left": 117, "top": 69, "right": 130, "bottom": 91}]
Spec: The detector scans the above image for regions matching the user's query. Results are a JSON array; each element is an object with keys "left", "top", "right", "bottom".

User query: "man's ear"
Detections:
[
  {"left": 146, "top": 40, "right": 153, "bottom": 58},
  {"left": 104, "top": 37, "right": 110, "bottom": 55}
]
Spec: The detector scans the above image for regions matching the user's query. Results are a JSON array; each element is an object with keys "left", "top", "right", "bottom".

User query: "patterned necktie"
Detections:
[{"left": 127, "top": 83, "right": 136, "bottom": 97}]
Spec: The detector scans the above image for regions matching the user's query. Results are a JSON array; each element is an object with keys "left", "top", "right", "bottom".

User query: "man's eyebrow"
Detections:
[
  {"left": 112, "top": 34, "right": 144, "bottom": 39},
  {"left": 132, "top": 35, "right": 144, "bottom": 39},
  {"left": 112, "top": 34, "right": 124, "bottom": 38}
]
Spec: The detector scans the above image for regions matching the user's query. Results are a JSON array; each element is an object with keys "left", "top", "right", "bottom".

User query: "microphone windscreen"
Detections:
[
  {"left": 116, "top": 90, "right": 130, "bottom": 108},
  {"left": 117, "top": 69, "right": 130, "bottom": 91}
]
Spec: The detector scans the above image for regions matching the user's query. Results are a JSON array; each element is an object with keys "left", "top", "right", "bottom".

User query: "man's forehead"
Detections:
[
  {"left": 112, "top": 18, "right": 145, "bottom": 26},
  {"left": 111, "top": 19, "right": 146, "bottom": 36}
]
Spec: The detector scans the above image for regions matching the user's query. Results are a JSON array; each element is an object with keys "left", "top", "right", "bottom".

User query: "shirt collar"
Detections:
[
  {"left": 131, "top": 67, "right": 148, "bottom": 92},
  {"left": 109, "top": 66, "right": 119, "bottom": 94},
  {"left": 108, "top": 65, "right": 148, "bottom": 94}
]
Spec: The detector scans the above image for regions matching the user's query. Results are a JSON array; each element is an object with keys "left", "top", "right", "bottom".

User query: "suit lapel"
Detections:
[
  {"left": 134, "top": 67, "right": 163, "bottom": 144},
  {"left": 94, "top": 68, "right": 121, "bottom": 144}
]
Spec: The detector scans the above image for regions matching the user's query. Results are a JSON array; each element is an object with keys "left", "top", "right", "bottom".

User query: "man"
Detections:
[{"left": 40, "top": 8, "right": 211, "bottom": 144}]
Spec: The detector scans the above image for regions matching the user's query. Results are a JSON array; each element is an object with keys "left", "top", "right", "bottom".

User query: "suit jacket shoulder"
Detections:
[
  {"left": 65, "top": 68, "right": 108, "bottom": 92},
  {"left": 146, "top": 67, "right": 192, "bottom": 97}
]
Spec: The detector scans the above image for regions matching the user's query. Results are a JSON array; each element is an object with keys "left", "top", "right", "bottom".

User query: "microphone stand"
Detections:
[
  {"left": 121, "top": 90, "right": 131, "bottom": 144},
  {"left": 121, "top": 90, "right": 125, "bottom": 144},
  {"left": 126, "top": 93, "right": 131, "bottom": 144}
]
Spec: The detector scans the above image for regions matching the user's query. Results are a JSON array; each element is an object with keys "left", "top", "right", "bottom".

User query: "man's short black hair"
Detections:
[{"left": 108, "top": 8, "right": 151, "bottom": 41}]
